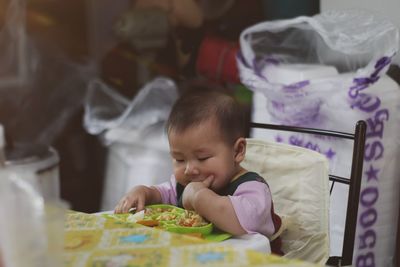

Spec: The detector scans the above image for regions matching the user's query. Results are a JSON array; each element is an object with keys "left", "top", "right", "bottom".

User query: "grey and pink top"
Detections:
[{"left": 154, "top": 171, "right": 283, "bottom": 254}]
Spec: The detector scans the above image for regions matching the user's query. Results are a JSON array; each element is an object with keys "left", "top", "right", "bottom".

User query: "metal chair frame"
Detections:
[{"left": 250, "top": 120, "right": 367, "bottom": 267}]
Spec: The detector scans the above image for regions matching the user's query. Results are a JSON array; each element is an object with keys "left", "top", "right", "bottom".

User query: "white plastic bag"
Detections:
[
  {"left": 238, "top": 10, "right": 398, "bottom": 127},
  {"left": 238, "top": 10, "right": 400, "bottom": 267},
  {"left": 84, "top": 77, "right": 178, "bottom": 143},
  {"left": 84, "top": 77, "right": 178, "bottom": 210}
]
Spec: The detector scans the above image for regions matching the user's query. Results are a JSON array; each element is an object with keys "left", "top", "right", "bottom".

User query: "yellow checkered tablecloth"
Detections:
[{"left": 64, "top": 211, "right": 319, "bottom": 267}]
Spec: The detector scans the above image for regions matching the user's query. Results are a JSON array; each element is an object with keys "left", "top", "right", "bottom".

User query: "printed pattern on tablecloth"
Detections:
[
  {"left": 65, "top": 211, "right": 106, "bottom": 230},
  {"left": 100, "top": 228, "right": 171, "bottom": 249},
  {"left": 64, "top": 211, "right": 319, "bottom": 267}
]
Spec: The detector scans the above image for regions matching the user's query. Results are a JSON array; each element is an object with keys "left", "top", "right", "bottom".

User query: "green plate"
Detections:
[
  {"left": 143, "top": 204, "right": 213, "bottom": 235},
  {"left": 104, "top": 205, "right": 232, "bottom": 240}
]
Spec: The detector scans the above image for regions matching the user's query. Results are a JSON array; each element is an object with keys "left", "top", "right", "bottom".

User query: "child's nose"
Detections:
[{"left": 184, "top": 162, "right": 199, "bottom": 175}]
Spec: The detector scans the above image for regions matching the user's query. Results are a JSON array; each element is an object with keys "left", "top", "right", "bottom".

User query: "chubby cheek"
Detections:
[
  {"left": 208, "top": 166, "right": 234, "bottom": 191},
  {"left": 205, "top": 171, "right": 223, "bottom": 190},
  {"left": 173, "top": 165, "right": 187, "bottom": 185},
  {"left": 209, "top": 177, "right": 224, "bottom": 192}
]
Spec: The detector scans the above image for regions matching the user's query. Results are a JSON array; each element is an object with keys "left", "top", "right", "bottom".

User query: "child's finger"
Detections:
[
  {"left": 114, "top": 204, "right": 120, "bottom": 214},
  {"left": 124, "top": 202, "right": 132, "bottom": 213},
  {"left": 121, "top": 198, "right": 136, "bottom": 213},
  {"left": 202, "top": 175, "right": 214, "bottom": 187},
  {"left": 114, "top": 199, "right": 127, "bottom": 214},
  {"left": 136, "top": 197, "right": 145, "bottom": 212},
  {"left": 121, "top": 199, "right": 131, "bottom": 213}
]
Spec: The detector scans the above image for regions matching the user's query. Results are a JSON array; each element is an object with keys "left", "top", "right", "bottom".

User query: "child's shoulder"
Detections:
[{"left": 237, "top": 171, "right": 266, "bottom": 184}]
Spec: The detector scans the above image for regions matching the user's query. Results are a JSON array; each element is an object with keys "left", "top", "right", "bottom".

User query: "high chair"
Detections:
[{"left": 242, "top": 120, "right": 366, "bottom": 266}]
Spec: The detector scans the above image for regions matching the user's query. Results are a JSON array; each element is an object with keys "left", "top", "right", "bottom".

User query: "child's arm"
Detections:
[
  {"left": 194, "top": 189, "right": 247, "bottom": 236},
  {"left": 114, "top": 185, "right": 162, "bottom": 213},
  {"left": 182, "top": 176, "right": 246, "bottom": 235}
]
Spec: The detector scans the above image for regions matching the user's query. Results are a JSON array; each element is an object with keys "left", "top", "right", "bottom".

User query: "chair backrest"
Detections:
[
  {"left": 242, "top": 139, "right": 330, "bottom": 264},
  {"left": 247, "top": 120, "right": 366, "bottom": 267}
]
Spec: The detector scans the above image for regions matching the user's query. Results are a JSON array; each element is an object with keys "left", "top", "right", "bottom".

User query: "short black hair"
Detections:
[{"left": 166, "top": 85, "right": 247, "bottom": 144}]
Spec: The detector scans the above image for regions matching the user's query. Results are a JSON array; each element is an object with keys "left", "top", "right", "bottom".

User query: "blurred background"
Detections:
[
  {"left": 0, "top": 0, "right": 399, "bottom": 214},
  {"left": 0, "top": 0, "right": 273, "bottom": 212},
  {"left": 1, "top": 1, "right": 399, "bottom": 265}
]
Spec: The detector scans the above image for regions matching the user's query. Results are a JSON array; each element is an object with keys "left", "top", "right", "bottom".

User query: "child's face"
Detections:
[{"left": 168, "top": 118, "right": 245, "bottom": 192}]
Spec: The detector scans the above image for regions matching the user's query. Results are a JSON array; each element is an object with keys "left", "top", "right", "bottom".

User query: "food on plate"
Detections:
[
  {"left": 177, "top": 210, "right": 208, "bottom": 227},
  {"left": 135, "top": 219, "right": 159, "bottom": 227},
  {"left": 126, "top": 204, "right": 212, "bottom": 235}
]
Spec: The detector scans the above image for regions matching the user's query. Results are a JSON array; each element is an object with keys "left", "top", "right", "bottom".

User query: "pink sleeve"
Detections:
[
  {"left": 153, "top": 175, "right": 178, "bottom": 205},
  {"left": 228, "top": 181, "right": 276, "bottom": 238}
]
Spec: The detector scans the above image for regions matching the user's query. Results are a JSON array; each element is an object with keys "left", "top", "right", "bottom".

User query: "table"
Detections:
[{"left": 64, "top": 211, "right": 319, "bottom": 267}]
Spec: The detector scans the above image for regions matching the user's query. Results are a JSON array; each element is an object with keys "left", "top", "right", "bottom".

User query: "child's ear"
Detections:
[{"left": 233, "top": 137, "right": 246, "bottom": 163}]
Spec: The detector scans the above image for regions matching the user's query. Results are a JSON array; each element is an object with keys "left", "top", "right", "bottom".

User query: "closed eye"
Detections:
[{"left": 198, "top": 157, "right": 211, "bottom": 161}]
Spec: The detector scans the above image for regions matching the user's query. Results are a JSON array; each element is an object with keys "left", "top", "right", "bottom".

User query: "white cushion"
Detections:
[{"left": 242, "top": 139, "right": 330, "bottom": 264}]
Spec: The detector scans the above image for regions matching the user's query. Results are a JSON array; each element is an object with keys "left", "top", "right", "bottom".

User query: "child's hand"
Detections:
[
  {"left": 182, "top": 175, "right": 214, "bottom": 210},
  {"left": 114, "top": 185, "right": 149, "bottom": 214}
]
